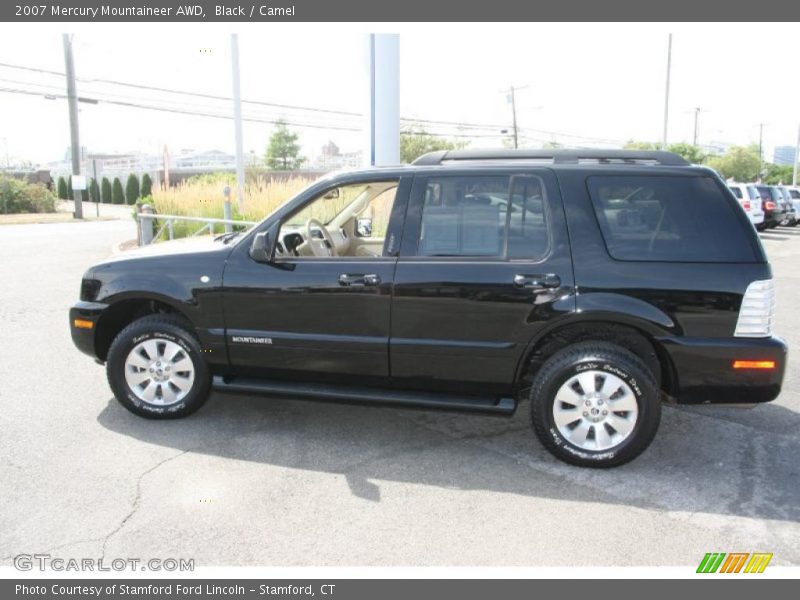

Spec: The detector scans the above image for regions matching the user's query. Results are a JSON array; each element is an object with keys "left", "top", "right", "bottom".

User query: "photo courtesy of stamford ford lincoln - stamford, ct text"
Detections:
[{"left": 0, "top": 1, "right": 798, "bottom": 596}]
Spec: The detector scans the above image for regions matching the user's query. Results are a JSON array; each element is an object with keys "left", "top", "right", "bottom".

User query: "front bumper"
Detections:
[
  {"left": 69, "top": 301, "right": 109, "bottom": 359},
  {"left": 658, "top": 336, "right": 787, "bottom": 404}
]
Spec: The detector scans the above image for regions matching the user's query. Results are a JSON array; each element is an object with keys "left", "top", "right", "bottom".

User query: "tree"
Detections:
[
  {"left": 265, "top": 120, "right": 304, "bottom": 170},
  {"left": 125, "top": 173, "right": 140, "bottom": 205},
  {"left": 706, "top": 146, "right": 761, "bottom": 182},
  {"left": 141, "top": 173, "right": 153, "bottom": 197},
  {"left": 666, "top": 143, "right": 706, "bottom": 165},
  {"left": 89, "top": 178, "right": 100, "bottom": 203},
  {"left": 400, "top": 126, "right": 468, "bottom": 163},
  {"left": 762, "top": 163, "right": 794, "bottom": 185},
  {"left": 101, "top": 177, "right": 112, "bottom": 204},
  {"left": 56, "top": 176, "right": 68, "bottom": 199},
  {"left": 112, "top": 177, "right": 125, "bottom": 204},
  {"left": 623, "top": 140, "right": 661, "bottom": 151}
]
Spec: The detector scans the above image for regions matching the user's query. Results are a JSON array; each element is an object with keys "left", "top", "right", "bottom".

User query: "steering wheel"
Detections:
[{"left": 305, "top": 218, "right": 336, "bottom": 257}]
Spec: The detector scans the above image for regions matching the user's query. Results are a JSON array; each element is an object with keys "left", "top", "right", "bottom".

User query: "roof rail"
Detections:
[{"left": 412, "top": 149, "right": 690, "bottom": 167}]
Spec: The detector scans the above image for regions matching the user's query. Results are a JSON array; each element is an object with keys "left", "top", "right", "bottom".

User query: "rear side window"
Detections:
[
  {"left": 417, "top": 175, "right": 549, "bottom": 259},
  {"left": 587, "top": 175, "right": 757, "bottom": 262}
]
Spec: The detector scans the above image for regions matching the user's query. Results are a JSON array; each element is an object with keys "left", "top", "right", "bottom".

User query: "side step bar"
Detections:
[{"left": 212, "top": 376, "right": 517, "bottom": 415}]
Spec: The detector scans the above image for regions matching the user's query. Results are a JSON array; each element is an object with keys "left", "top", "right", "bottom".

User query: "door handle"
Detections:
[
  {"left": 513, "top": 273, "right": 561, "bottom": 290},
  {"left": 338, "top": 273, "right": 381, "bottom": 287}
]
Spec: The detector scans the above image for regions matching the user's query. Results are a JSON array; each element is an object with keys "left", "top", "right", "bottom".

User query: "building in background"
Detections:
[
  {"left": 310, "top": 141, "right": 362, "bottom": 170},
  {"left": 773, "top": 145, "right": 797, "bottom": 166}
]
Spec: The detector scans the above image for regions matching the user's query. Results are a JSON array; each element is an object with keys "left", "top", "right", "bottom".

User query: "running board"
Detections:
[{"left": 212, "top": 376, "right": 517, "bottom": 415}]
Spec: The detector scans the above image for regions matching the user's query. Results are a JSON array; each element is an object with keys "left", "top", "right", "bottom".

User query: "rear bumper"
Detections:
[
  {"left": 69, "top": 301, "right": 109, "bottom": 359},
  {"left": 658, "top": 336, "right": 787, "bottom": 404}
]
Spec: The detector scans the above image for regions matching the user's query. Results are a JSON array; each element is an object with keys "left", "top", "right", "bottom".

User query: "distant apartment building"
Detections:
[
  {"left": 773, "top": 145, "right": 797, "bottom": 166},
  {"left": 310, "top": 141, "right": 362, "bottom": 170}
]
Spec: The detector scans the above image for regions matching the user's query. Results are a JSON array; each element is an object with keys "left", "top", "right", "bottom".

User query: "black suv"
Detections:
[{"left": 70, "top": 149, "right": 787, "bottom": 467}]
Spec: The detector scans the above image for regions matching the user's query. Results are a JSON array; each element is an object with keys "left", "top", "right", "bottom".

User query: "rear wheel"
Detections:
[
  {"left": 106, "top": 315, "right": 211, "bottom": 418},
  {"left": 529, "top": 342, "right": 661, "bottom": 468}
]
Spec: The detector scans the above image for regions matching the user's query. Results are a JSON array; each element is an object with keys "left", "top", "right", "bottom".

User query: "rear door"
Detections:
[{"left": 390, "top": 169, "right": 575, "bottom": 393}]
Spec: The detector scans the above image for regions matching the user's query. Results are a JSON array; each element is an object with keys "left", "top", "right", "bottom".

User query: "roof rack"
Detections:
[{"left": 412, "top": 149, "right": 690, "bottom": 167}]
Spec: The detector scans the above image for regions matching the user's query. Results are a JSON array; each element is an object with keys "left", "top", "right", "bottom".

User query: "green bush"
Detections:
[
  {"left": 112, "top": 178, "right": 125, "bottom": 204},
  {"left": 57, "top": 176, "right": 68, "bottom": 200},
  {"left": 89, "top": 178, "right": 100, "bottom": 203},
  {"left": 125, "top": 173, "right": 140, "bottom": 205},
  {"left": 141, "top": 173, "right": 153, "bottom": 197},
  {"left": 67, "top": 177, "right": 73, "bottom": 199},
  {"left": 101, "top": 177, "right": 112, "bottom": 204},
  {"left": 0, "top": 176, "right": 57, "bottom": 214}
]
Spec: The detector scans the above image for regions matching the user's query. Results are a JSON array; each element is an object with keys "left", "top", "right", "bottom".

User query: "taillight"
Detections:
[
  {"left": 743, "top": 200, "right": 751, "bottom": 211},
  {"left": 734, "top": 279, "right": 774, "bottom": 338},
  {"left": 765, "top": 201, "right": 776, "bottom": 211}
]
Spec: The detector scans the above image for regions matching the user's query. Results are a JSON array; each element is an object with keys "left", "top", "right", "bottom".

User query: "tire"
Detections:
[
  {"left": 529, "top": 342, "right": 661, "bottom": 468},
  {"left": 106, "top": 314, "right": 211, "bottom": 419}
]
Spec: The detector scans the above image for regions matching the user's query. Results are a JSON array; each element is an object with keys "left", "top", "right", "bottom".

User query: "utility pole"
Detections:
[
  {"left": 661, "top": 33, "right": 672, "bottom": 150},
  {"left": 793, "top": 123, "right": 799, "bottom": 186},
  {"left": 230, "top": 34, "right": 245, "bottom": 212},
  {"left": 693, "top": 107, "right": 701, "bottom": 146},
  {"left": 757, "top": 123, "right": 765, "bottom": 182},
  {"left": 509, "top": 86, "right": 519, "bottom": 149},
  {"left": 62, "top": 34, "right": 83, "bottom": 219}
]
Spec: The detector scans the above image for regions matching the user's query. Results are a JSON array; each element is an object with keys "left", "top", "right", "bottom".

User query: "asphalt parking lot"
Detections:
[{"left": 1, "top": 219, "right": 798, "bottom": 568}]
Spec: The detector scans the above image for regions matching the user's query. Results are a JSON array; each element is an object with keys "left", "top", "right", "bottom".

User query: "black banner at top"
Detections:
[{"left": 2, "top": 0, "right": 800, "bottom": 22}]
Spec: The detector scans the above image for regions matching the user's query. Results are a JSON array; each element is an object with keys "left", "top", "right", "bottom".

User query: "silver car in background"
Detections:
[{"left": 728, "top": 183, "right": 765, "bottom": 227}]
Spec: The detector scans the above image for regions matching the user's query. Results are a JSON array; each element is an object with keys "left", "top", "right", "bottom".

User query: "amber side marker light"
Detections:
[
  {"left": 732, "top": 360, "right": 775, "bottom": 370},
  {"left": 73, "top": 319, "right": 94, "bottom": 330}
]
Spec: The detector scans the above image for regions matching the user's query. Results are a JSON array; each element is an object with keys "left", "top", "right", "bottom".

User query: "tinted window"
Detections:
[
  {"left": 418, "top": 176, "right": 548, "bottom": 259},
  {"left": 588, "top": 175, "right": 757, "bottom": 262},
  {"left": 729, "top": 186, "right": 743, "bottom": 199},
  {"left": 789, "top": 189, "right": 800, "bottom": 199},
  {"left": 747, "top": 186, "right": 760, "bottom": 200},
  {"left": 756, "top": 186, "right": 771, "bottom": 201}
]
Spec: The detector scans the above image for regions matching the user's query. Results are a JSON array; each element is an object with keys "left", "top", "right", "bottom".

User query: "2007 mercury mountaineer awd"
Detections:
[{"left": 70, "top": 149, "right": 788, "bottom": 467}]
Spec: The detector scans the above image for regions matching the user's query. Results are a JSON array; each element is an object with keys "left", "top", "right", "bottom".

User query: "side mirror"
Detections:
[
  {"left": 249, "top": 231, "right": 272, "bottom": 263},
  {"left": 356, "top": 217, "right": 373, "bottom": 237}
]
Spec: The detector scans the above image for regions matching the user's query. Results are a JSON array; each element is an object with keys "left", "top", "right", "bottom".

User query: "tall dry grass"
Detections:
[{"left": 151, "top": 174, "right": 317, "bottom": 237}]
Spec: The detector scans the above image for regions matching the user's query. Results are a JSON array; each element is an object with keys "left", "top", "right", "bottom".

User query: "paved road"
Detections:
[{"left": 0, "top": 219, "right": 798, "bottom": 568}]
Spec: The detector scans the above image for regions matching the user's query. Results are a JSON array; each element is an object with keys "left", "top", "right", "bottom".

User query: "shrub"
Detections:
[
  {"left": 0, "top": 175, "right": 57, "bottom": 214},
  {"left": 101, "top": 177, "right": 112, "bottom": 204},
  {"left": 89, "top": 178, "right": 100, "bottom": 203},
  {"left": 57, "top": 176, "right": 68, "bottom": 199},
  {"left": 125, "top": 173, "right": 140, "bottom": 205},
  {"left": 112, "top": 178, "right": 125, "bottom": 204},
  {"left": 141, "top": 173, "right": 153, "bottom": 197},
  {"left": 67, "top": 177, "right": 73, "bottom": 199}
]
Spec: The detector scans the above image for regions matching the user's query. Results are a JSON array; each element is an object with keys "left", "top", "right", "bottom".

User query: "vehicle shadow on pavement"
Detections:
[{"left": 96, "top": 392, "right": 800, "bottom": 524}]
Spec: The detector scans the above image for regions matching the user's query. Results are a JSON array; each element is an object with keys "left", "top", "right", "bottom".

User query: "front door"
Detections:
[
  {"left": 222, "top": 176, "right": 411, "bottom": 383},
  {"left": 390, "top": 169, "right": 575, "bottom": 393}
]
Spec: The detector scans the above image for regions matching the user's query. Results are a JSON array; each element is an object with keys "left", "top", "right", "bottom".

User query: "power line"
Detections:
[{"left": 0, "top": 86, "right": 362, "bottom": 132}]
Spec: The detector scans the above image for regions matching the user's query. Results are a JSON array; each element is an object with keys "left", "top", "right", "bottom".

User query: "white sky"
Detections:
[{"left": 0, "top": 22, "right": 798, "bottom": 166}]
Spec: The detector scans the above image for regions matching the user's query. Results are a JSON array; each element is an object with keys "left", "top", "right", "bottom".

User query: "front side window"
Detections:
[
  {"left": 588, "top": 175, "right": 757, "bottom": 263},
  {"left": 277, "top": 180, "right": 399, "bottom": 258},
  {"left": 416, "top": 175, "right": 549, "bottom": 259}
]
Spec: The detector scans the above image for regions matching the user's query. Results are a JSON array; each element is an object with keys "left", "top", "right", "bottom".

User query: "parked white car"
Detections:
[
  {"left": 728, "top": 183, "right": 765, "bottom": 227},
  {"left": 783, "top": 186, "right": 800, "bottom": 218}
]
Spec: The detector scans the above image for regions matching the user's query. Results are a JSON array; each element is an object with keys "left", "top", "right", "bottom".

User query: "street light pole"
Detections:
[
  {"left": 758, "top": 123, "right": 765, "bottom": 182},
  {"left": 62, "top": 33, "right": 83, "bottom": 219},
  {"left": 661, "top": 33, "right": 672, "bottom": 150}
]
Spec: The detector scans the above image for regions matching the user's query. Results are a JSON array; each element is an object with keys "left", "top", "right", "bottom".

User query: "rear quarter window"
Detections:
[{"left": 587, "top": 175, "right": 758, "bottom": 263}]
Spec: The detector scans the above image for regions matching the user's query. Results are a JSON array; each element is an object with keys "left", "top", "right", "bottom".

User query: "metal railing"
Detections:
[{"left": 137, "top": 206, "right": 257, "bottom": 245}]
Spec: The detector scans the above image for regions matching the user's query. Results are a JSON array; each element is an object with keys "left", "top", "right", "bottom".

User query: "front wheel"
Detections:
[
  {"left": 529, "top": 342, "right": 661, "bottom": 468},
  {"left": 106, "top": 315, "right": 211, "bottom": 419}
]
